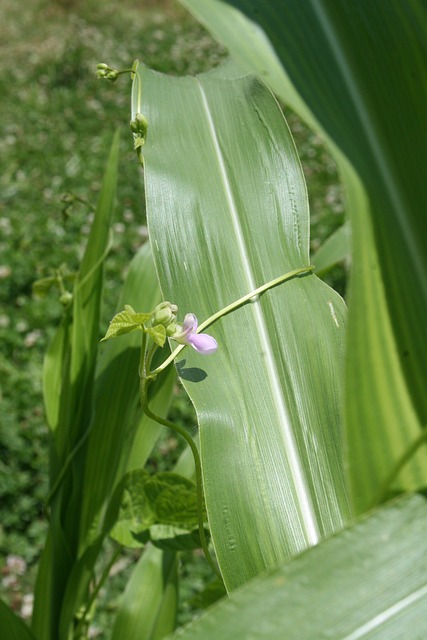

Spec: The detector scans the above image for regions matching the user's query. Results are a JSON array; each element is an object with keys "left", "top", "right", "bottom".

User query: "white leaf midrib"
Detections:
[
  {"left": 342, "top": 583, "right": 427, "bottom": 640},
  {"left": 196, "top": 78, "right": 319, "bottom": 546}
]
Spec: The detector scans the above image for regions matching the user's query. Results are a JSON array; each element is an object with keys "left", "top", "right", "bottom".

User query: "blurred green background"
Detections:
[{"left": 0, "top": 0, "right": 345, "bottom": 632}]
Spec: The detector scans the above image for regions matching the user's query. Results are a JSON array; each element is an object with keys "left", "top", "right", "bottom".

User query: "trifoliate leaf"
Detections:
[
  {"left": 101, "top": 306, "right": 151, "bottom": 341},
  {"left": 109, "top": 469, "right": 155, "bottom": 548},
  {"left": 109, "top": 470, "right": 201, "bottom": 548},
  {"left": 144, "top": 472, "right": 199, "bottom": 528},
  {"left": 123, "top": 304, "right": 153, "bottom": 324},
  {"left": 147, "top": 323, "right": 167, "bottom": 347}
]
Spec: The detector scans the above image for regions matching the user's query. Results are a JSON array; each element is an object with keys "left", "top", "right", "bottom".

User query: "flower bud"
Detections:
[
  {"left": 59, "top": 291, "right": 73, "bottom": 306},
  {"left": 130, "top": 113, "right": 149, "bottom": 135},
  {"left": 151, "top": 301, "right": 178, "bottom": 327}
]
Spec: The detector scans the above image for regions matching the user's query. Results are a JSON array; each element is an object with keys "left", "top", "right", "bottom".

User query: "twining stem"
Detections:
[
  {"left": 139, "top": 335, "right": 220, "bottom": 579},
  {"left": 143, "top": 398, "right": 220, "bottom": 578},
  {"left": 370, "top": 428, "right": 427, "bottom": 509},
  {"left": 149, "top": 264, "right": 314, "bottom": 377}
]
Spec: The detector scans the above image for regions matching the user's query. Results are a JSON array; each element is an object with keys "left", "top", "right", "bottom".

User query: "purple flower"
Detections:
[{"left": 173, "top": 313, "right": 218, "bottom": 355}]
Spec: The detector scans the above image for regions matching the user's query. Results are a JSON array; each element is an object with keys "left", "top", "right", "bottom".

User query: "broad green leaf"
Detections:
[
  {"left": 110, "top": 440, "right": 198, "bottom": 638},
  {"left": 110, "top": 469, "right": 155, "bottom": 547},
  {"left": 111, "top": 546, "right": 177, "bottom": 640},
  {"left": 178, "top": 0, "right": 309, "bottom": 122},
  {"left": 110, "top": 471, "right": 199, "bottom": 547},
  {"left": 181, "top": 0, "right": 427, "bottom": 514},
  {"left": 165, "top": 493, "right": 427, "bottom": 640},
  {"left": 0, "top": 600, "right": 38, "bottom": 640},
  {"left": 144, "top": 473, "right": 198, "bottom": 527},
  {"left": 134, "top": 63, "right": 350, "bottom": 590}
]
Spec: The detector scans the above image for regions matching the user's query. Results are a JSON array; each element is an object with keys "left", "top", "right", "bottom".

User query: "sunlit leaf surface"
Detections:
[
  {"left": 134, "top": 62, "right": 350, "bottom": 589},
  {"left": 166, "top": 494, "right": 427, "bottom": 640},
  {"left": 111, "top": 546, "right": 178, "bottom": 640},
  {"left": 180, "top": 0, "right": 427, "bottom": 515}
]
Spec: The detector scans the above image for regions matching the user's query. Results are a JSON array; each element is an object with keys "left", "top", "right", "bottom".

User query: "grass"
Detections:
[{"left": 0, "top": 0, "right": 345, "bottom": 632}]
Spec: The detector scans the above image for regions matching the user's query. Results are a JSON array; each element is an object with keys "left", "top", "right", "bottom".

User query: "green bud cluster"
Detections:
[
  {"left": 59, "top": 291, "right": 73, "bottom": 306},
  {"left": 151, "top": 302, "right": 178, "bottom": 328},
  {"left": 130, "top": 113, "right": 149, "bottom": 149},
  {"left": 96, "top": 63, "right": 120, "bottom": 81},
  {"left": 147, "top": 302, "right": 180, "bottom": 346},
  {"left": 130, "top": 113, "right": 149, "bottom": 135}
]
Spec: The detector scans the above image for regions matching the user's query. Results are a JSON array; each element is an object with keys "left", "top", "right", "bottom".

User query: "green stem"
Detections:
[
  {"left": 139, "top": 334, "right": 220, "bottom": 576},
  {"left": 141, "top": 394, "right": 220, "bottom": 578},
  {"left": 73, "top": 545, "right": 122, "bottom": 640},
  {"left": 139, "top": 329, "right": 148, "bottom": 382},
  {"left": 139, "top": 329, "right": 219, "bottom": 577},
  {"left": 150, "top": 264, "right": 314, "bottom": 377},
  {"left": 116, "top": 68, "right": 135, "bottom": 76},
  {"left": 370, "top": 428, "right": 427, "bottom": 508}
]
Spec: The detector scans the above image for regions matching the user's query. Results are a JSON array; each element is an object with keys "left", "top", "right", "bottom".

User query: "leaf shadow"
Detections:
[{"left": 176, "top": 359, "right": 208, "bottom": 383}]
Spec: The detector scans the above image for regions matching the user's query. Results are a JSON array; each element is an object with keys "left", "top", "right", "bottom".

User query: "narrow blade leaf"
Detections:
[{"left": 134, "top": 63, "right": 350, "bottom": 589}]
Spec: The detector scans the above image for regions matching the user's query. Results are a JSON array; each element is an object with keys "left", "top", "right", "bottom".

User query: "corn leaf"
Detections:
[
  {"left": 0, "top": 600, "right": 38, "bottom": 640},
  {"left": 111, "top": 546, "right": 177, "bottom": 640},
  {"left": 134, "top": 62, "right": 350, "bottom": 590},
  {"left": 58, "top": 243, "right": 175, "bottom": 636},
  {"left": 164, "top": 493, "right": 427, "bottom": 640},
  {"left": 78, "top": 241, "right": 175, "bottom": 550},
  {"left": 34, "top": 131, "right": 120, "bottom": 640},
  {"left": 180, "top": 0, "right": 427, "bottom": 518}
]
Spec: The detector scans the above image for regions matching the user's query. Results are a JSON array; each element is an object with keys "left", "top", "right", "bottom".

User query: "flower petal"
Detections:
[
  {"left": 182, "top": 313, "right": 198, "bottom": 333},
  {"left": 187, "top": 333, "right": 218, "bottom": 355}
]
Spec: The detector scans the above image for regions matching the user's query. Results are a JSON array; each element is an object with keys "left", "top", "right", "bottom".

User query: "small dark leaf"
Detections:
[{"left": 138, "top": 524, "right": 207, "bottom": 551}]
